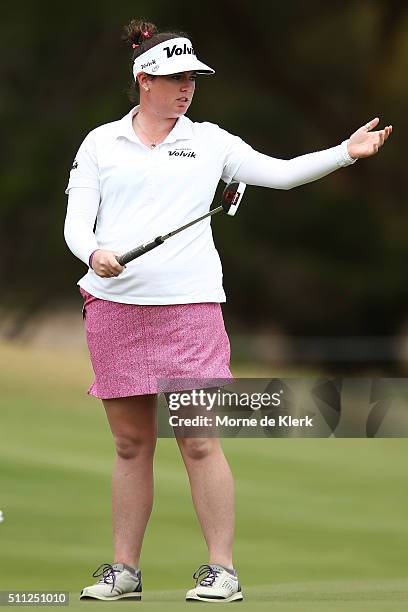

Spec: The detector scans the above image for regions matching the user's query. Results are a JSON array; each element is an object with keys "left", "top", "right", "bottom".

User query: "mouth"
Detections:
[{"left": 176, "top": 97, "right": 189, "bottom": 103}]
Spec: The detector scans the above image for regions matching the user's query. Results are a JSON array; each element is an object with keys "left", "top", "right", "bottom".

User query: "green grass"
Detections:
[{"left": 0, "top": 342, "right": 407, "bottom": 610}]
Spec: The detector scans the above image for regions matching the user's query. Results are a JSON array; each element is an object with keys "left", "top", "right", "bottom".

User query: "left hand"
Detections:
[{"left": 347, "top": 118, "right": 392, "bottom": 159}]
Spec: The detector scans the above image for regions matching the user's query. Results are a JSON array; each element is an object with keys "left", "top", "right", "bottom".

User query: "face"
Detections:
[{"left": 137, "top": 70, "right": 196, "bottom": 118}]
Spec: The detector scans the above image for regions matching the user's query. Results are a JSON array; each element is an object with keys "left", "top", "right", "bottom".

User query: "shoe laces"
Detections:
[
  {"left": 92, "top": 563, "right": 119, "bottom": 593},
  {"left": 193, "top": 564, "right": 221, "bottom": 587}
]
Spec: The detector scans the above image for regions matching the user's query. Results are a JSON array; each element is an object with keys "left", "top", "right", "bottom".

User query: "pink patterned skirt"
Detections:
[{"left": 79, "top": 288, "right": 233, "bottom": 399}]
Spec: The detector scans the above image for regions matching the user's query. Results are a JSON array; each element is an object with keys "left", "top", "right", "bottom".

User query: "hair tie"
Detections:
[
  {"left": 132, "top": 43, "right": 139, "bottom": 49},
  {"left": 143, "top": 30, "right": 150, "bottom": 38}
]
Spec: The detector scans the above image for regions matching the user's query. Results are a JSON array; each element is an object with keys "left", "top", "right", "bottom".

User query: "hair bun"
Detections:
[{"left": 122, "top": 18, "right": 158, "bottom": 47}]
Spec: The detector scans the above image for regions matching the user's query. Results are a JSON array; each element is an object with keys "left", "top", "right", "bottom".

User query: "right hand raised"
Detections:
[{"left": 90, "top": 249, "right": 126, "bottom": 278}]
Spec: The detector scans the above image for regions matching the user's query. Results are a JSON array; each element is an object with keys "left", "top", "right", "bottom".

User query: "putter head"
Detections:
[{"left": 222, "top": 181, "right": 246, "bottom": 216}]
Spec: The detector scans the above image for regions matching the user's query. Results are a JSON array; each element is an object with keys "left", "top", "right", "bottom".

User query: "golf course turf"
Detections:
[{"left": 0, "top": 342, "right": 407, "bottom": 610}]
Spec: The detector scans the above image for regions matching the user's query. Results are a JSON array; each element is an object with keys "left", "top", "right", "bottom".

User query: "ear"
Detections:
[{"left": 136, "top": 72, "right": 149, "bottom": 89}]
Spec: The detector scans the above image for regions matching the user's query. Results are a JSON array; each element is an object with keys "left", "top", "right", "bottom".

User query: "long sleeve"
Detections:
[
  {"left": 64, "top": 187, "right": 100, "bottom": 265},
  {"left": 232, "top": 139, "right": 357, "bottom": 190}
]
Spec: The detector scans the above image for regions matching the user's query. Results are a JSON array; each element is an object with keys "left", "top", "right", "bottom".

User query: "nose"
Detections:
[{"left": 180, "top": 78, "right": 195, "bottom": 92}]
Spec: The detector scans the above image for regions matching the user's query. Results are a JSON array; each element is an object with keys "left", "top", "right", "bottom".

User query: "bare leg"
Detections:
[
  {"left": 103, "top": 394, "right": 157, "bottom": 569},
  {"left": 176, "top": 437, "right": 235, "bottom": 568}
]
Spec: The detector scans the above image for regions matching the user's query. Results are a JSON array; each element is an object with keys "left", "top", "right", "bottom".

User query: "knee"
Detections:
[
  {"left": 178, "top": 438, "right": 217, "bottom": 461},
  {"left": 114, "top": 434, "right": 156, "bottom": 460}
]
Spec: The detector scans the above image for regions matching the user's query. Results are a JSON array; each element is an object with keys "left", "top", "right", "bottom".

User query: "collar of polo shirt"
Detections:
[
  {"left": 115, "top": 106, "right": 194, "bottom": 144},
  {"left": 132, "top": 37, "right": 215, "bottom": 80}
]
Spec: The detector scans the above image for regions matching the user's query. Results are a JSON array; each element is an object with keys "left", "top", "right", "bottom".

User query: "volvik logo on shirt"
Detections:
[
  {"left": 168, "top": 148, "right": 197, "bottom": 159},
  {"left": 163, "top": 43, "right": 195, "bottom": 58}
]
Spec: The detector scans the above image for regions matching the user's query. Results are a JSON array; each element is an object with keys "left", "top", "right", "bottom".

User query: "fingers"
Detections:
[
  {"left": 92, "top": 250, "right": 126, "bottom": 277},
  {"left": 364, "top": 117, "right": 379, "bottom": 131},
  {"left": 384, "top": 125, "right": 393, "bottom": 140},
  {"left": 375, "top": 125, "right": 393, "bottom": 150},
  {"left": 350, "top": 120, "right": 392, "bottom": 158},
  {"left": 106, "top": 253, "right": 126, "bottom": 277}
]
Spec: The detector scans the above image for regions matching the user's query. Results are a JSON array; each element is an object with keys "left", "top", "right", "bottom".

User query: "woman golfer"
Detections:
[{"left": 64, "top": 18, "right": 392, "bottom": 603}]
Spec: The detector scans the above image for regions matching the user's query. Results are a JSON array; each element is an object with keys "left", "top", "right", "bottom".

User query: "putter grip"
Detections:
[{"left": 117, "top": 237, "right": 164, "bottom": 266}]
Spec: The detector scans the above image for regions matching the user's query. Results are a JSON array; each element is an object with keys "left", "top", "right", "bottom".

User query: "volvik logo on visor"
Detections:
[
  {"left": 132, "top": 37, "right": 215, "bottom": 79},
  {"left": 163, "top": 43, "right": 195, "bottom": 58},
  {"left": 141, "top": 60, "right": 156, "bottom": 70}
]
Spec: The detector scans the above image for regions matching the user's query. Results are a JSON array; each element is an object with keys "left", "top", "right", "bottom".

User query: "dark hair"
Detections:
[{"left": 122, "top": 18, "right": 189, "bottom": 103}]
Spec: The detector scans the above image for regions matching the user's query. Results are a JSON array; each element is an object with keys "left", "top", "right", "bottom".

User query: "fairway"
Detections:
[
  {"left": 65, "top": 580, "right": 408, "bottom": 611},
  {"left": 0, "top": 342, "right": 407, "bottom": 610}
]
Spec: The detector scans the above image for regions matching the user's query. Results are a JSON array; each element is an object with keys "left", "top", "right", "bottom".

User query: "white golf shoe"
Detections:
[
  {"left": 186, "top": 564, "right": 243, "bottom": 603},
  {"left": 80, "top": 562, "right": 142, "bottom": 601}
]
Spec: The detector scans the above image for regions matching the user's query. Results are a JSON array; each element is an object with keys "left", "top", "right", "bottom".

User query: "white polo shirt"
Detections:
[{"left": 64, "top": 105, "right": 356, "bottom": 304}]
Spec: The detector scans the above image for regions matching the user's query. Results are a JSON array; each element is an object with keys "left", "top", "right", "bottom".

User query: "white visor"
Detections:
[{"left": 133, "top": 37, "right": 215, "bottom": 80}]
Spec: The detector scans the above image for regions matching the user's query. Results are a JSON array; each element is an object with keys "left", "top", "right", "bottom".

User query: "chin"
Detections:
[
  {"left": 177, "top": 105, "right": 191, "bottom": 116},
  {"left": 172, "top": 110, "right": 187, "bottom": 118}
]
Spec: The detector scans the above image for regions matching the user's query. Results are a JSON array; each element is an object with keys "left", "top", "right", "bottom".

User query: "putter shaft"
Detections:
[{"left": 117, "top": 206, "right": 223, "bottom": 266}]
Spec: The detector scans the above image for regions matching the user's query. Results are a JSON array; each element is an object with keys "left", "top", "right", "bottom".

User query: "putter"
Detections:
[{"left": 116, "top": 181, "right": 246, "bottom": 266}]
